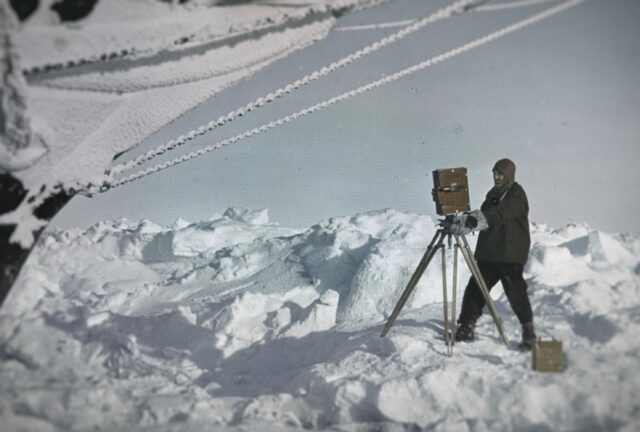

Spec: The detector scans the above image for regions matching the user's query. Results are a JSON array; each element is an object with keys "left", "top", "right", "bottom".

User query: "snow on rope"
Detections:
[
  {"left": 335, "top": 19, "right": 415, "bottom": 32},
  {"left": 335, "top": 0, "right": 559, "bottom": 31},
  {"left": 108, "top": 0, "right": 475, "bottom": 178},
  {"left": 105, "top": 0, "right": 584, "bottom": 192},
  {"left": 477, "top": 0, "right": 559, "bottom": 12}
]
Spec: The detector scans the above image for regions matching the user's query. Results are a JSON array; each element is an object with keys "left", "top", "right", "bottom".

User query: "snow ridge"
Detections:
[{"left": 1, "top": 209, "right": 639, "bottom": 430}]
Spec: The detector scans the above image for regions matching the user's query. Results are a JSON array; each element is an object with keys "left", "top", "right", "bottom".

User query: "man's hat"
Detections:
[{"left": 493, "top": 158, "right": 516, "bottom": 184}]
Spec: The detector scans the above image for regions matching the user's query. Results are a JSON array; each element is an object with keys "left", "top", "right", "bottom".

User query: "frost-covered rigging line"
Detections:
[
  {"left": 335, "top": 19, "right": 415, "bottom": 31},
  {"left": 336, "top": 0, "right": 558, "bottom": 31},
  {"left": 477, "top": 0, "right": 557, "bottom": 11},
  {"left": 107, "top": 0, "right": 475, "bottom": 178},
  {"left": 106, "top": 0, "right": 584, "bottom": 191}
]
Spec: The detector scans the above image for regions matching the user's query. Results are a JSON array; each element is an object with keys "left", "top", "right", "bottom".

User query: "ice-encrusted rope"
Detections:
[
  {"left": 107, "top": 0, "right": 475, "bottom": 178},
  {"left": 106, "top": 0, "right": 584, "bottom": 191},
  {"left": 477, "top": 0, "right": 558, "bottom": 12},
  {"left": 336, "top": 0, "right": 559, "bottom": 31}
]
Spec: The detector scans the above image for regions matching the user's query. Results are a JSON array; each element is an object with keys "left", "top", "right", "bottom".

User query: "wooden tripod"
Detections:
[{"left": 380, "top": 228, "right": 509, "bottom": 355}]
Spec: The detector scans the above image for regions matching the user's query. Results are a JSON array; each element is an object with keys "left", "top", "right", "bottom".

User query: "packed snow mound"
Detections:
[
  {"left": 223, "top": 207, "right": 270, "bottom": 225},
  {"left": 1, "top": 209, "right": 639, "bottom": 431}
]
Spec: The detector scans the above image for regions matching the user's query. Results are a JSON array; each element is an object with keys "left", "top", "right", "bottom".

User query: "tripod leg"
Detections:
[
  {"left": 441, "top": 245, "right": 452, "bottom": 355},
  {"left": 381, "top": 231, "right": 444, "bottom": 337},
  {"left": 456, "top": 235, "right": 510, "bottom": 346},
  {"left": 452, "top": 244, "right": 458, "bottom": 341}
]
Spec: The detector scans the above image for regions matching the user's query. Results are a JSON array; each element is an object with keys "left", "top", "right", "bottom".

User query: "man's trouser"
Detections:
[{"left": 458, "top": 261, "right": 533, "bottom": 325}]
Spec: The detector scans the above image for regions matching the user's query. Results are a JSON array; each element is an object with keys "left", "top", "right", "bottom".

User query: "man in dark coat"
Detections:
[{"left": 450, "top": 158, "right": 536, "bottom": 349}]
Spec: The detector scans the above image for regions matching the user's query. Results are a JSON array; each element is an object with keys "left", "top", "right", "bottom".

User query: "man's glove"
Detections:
[
  {"left": 449, "top": 210, "right": 488, "bottom": 236},
  {"left": 469, "top": 209, "right": 489, "bottom": 231},
  {"left": 449, "top": 214, "right": 474, "bottom": 236}
]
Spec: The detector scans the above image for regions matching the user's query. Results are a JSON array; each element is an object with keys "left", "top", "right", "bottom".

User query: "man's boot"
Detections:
[
  {"left": 455, "top": 321, "right": 476, "bottom": 342},
  {"left": 519, "top": 321, "right": 536, "bottom": 350}
]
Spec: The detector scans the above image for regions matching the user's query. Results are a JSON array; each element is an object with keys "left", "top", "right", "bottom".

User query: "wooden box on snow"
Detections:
[
  {"left": 432, "top": 167, "right": 470, "bottom": 215},
  {"left": 532, "top": 339, "right": 564, "bottom": 373}
]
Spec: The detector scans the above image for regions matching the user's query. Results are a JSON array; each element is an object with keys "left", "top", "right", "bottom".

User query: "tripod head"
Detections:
[
  {"left": 437, "top": 211, "right": 479, "bottom": 240},
  {"left": 437, "top": 214, "right": 456, "bottom": 232},
  {"left": 437, "top": 213, "right": 467, "bottom": 235},
  {"left": 436, "top": 215, "right": 457, "bottom": 246}
]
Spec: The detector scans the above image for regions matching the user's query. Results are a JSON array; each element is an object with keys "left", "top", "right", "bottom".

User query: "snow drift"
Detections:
[{"left": 1, "top": 208, "right": 639, "bottom": 431}]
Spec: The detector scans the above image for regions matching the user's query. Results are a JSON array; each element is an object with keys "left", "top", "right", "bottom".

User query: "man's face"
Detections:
[{"left": 493, "top": 170, "right": 505, "bottom": 187}]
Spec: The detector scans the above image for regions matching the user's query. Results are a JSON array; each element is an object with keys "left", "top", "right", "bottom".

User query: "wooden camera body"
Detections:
[{"left": 432, "top": 167, "right": 470, "bottom": 216}]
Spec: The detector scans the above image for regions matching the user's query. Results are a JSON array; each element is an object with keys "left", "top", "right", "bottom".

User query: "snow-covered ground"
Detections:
[{"left": 2, "top": 208, "right": 639, "bottom": 431}]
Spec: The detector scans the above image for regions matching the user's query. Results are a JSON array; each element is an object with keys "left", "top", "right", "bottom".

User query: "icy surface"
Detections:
[{"left": 1, "top": 208, "right": 639, "bottom": 430}]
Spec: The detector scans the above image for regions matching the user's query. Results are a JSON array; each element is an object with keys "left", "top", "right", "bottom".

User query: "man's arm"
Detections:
[{"left": 482, "top": 186, "right": 528, "bottom": 227}]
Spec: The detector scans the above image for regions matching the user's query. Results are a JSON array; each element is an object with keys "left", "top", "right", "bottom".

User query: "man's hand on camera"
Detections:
[
  {"left": 469, "top": 210, "right": 489, "bottom": 231},
  {"left": 449, "top": 210, "right": 488, "bottom": 236},
  {"left": 449, "top": 214, "right": 474, "bottom": 236}
]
